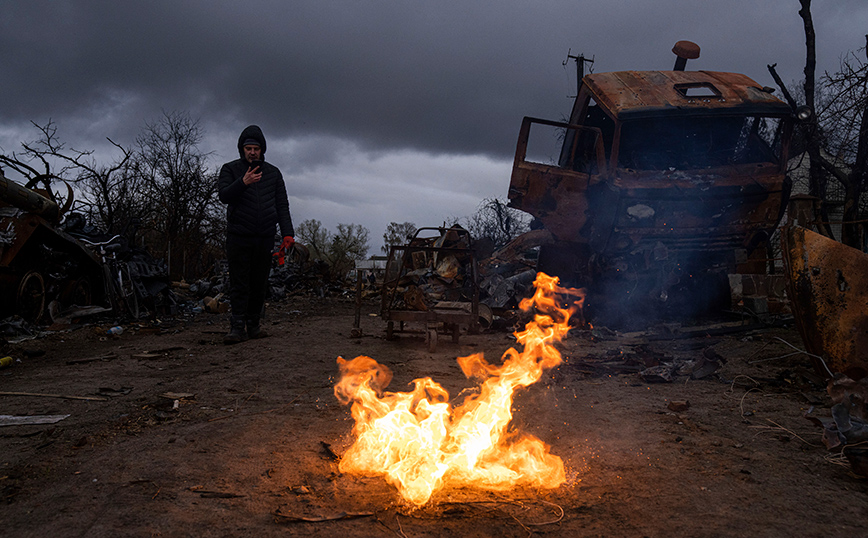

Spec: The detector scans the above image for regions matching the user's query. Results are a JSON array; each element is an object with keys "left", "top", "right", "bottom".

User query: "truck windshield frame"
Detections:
[{"left": 616, "top": 114, "right": 786, "bottom": 171}]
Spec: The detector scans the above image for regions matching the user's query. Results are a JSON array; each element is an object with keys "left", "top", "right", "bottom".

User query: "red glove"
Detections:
[{"left": 274, "top": 236, "right": 295, "bottom": 266}]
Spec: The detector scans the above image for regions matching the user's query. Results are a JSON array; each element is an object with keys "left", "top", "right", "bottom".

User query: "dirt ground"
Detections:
[{"left": 1, "top": 294, "right": 866, "bottom": 537}]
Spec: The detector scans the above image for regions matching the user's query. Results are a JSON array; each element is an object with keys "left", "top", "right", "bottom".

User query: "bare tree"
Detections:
[
  {"left": 781, "top": 0, "right": 868, "bottom": 248},
  {"left": 133, "top": 111, "right": 221, "bottom": 279},
  {"left": 295, "top": 219, "right": 370, "bottom": 281},
  {"left": 382, "top": 221, "right": 417, "bottom": 253},
  {"left": 332, "top": 223, "right": 370, "bottom": 278},
  {"left": 0, "top": 120, "right": 136, "bottom": 231},
  {"left": 463, "top": 198, "right": 530, "bottom": 250},
  {"left": 295, "top": 219, "right": 332, "bottom": 261},
  {"left": 818, "top": 42, "right": 868, "bottom": 248}
]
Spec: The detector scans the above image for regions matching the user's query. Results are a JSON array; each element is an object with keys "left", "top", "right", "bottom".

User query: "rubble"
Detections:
[
  {"left": 805, "top": 373, "right": 868, "bottom": 478},
  {"left": 380, "top": 226, "right": 480, "bottom": 350},
  {"left": 1, "top": 169, "right": 175, "bottom": 325}
]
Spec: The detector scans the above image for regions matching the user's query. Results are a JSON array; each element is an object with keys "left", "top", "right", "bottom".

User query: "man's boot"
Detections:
[
  {"left": 223, "top": 315, "right": 248, "bottom": 344},
  {"left": 247, "top": 317, "right": 269, "bottom": 339}
]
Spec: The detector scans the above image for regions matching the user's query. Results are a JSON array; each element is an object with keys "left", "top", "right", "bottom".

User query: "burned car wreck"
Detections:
[
  {"left": 0, "top": 170, "right": 170, "bottom": 323},
  {"left": 508, "top": 42, "right": 796, "bottom": 322}
]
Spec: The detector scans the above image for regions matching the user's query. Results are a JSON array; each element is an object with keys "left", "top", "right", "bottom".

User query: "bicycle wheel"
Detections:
[{"left": 116, "top": 263, "right": 140, "bottom": 319}]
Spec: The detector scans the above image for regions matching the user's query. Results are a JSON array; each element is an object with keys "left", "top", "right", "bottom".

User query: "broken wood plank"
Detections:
[
  {"left": 273, "top": 509, "right": 374, "bottom": 523},
  {"left": 199, "top": 491, "right": 245, "bottom": 498},
  {"left": 0, "top": 391, "right": 107, "bottom": 401},
  {"left": 0, "top": 414, "right": 70, "bottom": 426},
  {"left": 132, "top": 347, "right": 187, "bottom": 360},
  {"left": 160, "top": 392, "right": 195, "bottom": 400},
  {"left": 66, "top": 353, "right": 119, "bottom": 365}
]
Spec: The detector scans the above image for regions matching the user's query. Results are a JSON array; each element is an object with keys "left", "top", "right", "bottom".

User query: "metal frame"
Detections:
[{"left": 380, "top": 227, "right": 480, "bottom": 351}]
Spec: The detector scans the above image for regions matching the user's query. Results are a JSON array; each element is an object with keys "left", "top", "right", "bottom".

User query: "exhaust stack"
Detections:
[{"left": 672, "top": 41, "right": 700, "bottom": 71}]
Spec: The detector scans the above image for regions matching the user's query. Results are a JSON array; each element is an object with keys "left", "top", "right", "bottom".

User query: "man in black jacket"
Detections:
[{"left": 218, "top": 125, "right": 294, "bottom": 344}]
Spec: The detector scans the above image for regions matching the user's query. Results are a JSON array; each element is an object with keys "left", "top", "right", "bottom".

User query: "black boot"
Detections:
[
  {"left": 224, "top": 315, "right": 248, "bottom": 344},
  {"left": 247, "top": 317, "right": 269, "bottom": 339}
]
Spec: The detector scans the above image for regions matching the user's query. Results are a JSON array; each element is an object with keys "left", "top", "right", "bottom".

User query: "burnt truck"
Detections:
[
  {"left": 0, "top": 170, "right": 171, "bottom": 323},
  {"left": 507, "top": 41, "right": 796, "bottom": 321}
]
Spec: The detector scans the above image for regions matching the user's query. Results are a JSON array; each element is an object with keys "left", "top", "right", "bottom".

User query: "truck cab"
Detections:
[{"left": 507, "top": 45, "right": 795, "bottom": 319}]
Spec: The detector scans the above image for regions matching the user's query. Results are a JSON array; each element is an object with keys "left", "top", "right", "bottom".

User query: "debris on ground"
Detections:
[{"left": 805, "top": 373, "right": 868, "bottom": 477}]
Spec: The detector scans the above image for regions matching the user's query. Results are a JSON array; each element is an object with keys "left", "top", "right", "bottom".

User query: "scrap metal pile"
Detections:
[
  {"left": 383, "top": 226, "right": 477, "bottom": 311},
  {"left": 1, "top": 170, "right": 172, "bottom": 327}
]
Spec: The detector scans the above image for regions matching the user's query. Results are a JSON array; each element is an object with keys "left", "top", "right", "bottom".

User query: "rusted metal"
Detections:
[
  {"left": 0, "top": 174, "right": 60, "bottom": 222},
  {"left": 1, "top": 181, "right": 104, "bottom": 322},
  {"left": 672, "top": 40, "right": 700, "bottom": 71},
  {"left": 380, "top": 227, "right": 480, "bottom": 351},
  {"left": 783, "top": 225, "right": 868, "bottom": 379},
  {"left": 508, "top": 44, "right": 796, "bottom": 318},
  {"left": 0, "top": 170, "right": 110, "bottom": 322}
]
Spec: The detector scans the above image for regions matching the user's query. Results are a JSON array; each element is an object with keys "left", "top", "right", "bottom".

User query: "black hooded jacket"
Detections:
[{"left": 218, "top": 125, "right": 294, "bottom": 238}]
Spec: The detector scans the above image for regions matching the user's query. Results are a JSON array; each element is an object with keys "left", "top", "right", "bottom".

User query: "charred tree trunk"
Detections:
[{"left": 798, "top": 0, "right": 836, "bottom": 239}]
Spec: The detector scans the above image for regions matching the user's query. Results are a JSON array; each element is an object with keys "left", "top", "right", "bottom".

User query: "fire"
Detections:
[{"left": 334, "top": 272, "right": 576, "bottom": 506}]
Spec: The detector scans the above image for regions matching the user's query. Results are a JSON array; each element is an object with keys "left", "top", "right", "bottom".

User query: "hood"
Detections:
[{"left": 237, "top": 125, "right": 267, "bottom": 159}]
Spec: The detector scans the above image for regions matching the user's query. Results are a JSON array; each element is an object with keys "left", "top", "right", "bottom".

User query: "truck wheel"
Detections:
[
  {"left": 61, "top": 276, "right": 93, "bottom": 308},
  {"left": 16, "top": 271, "right": 45, "bottom": 323}
]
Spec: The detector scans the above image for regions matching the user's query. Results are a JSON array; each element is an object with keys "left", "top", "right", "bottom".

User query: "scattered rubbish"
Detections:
[
  {"left": 688, "top": 348, "right": 726, "bottom": 380},
  {"left": 0, "top": 414, "right": 70, "bottom": 427},
  {"left": 639, "top": 364, "right": 676, "bottom": 383},
  {"left": 380, "top": 226, "right": 480, "bottom": 351},
  {"left": 668, "top": 400, "right": 691, "bottom": 413},
  {"left": 131, "top": 352, "right": 163, "bottom": 360},
  {"left": 97, "top": 387, "right": 133, "bottom": 397},
  {"left": 0, "top": 317, "right": 34, "bottom": 340},
  {"left": 561, "top": 339, "right": 729, "bottom": 385},
  {"left": 203, "top": 293, "right": 229, "bottom": 314},
  {"left": 320, "top": 441, "right": 340, "bottom": 461},
  {"left": 805, "top": 373, "right": 868, "bottom": 477},
  {"left": 0, "top": 356, "right": 13, "bottom": 368},
  {"left": 106, "top": 326, "right": 123, "bottom": 336},
  {"left": 160, "top": 392, "right": 195, "bottom": 400}
]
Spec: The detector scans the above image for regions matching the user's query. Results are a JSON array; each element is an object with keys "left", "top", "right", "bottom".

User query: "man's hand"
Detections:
[
  {"left": 242, "top": 165, "right": 262, "bottom": 185},
  {"left": 274, "top": 236, "right": 295, "bottom": 266}
]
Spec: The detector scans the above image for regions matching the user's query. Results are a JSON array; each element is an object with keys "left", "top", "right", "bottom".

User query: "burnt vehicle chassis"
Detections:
[
  {"left": 0, "top": 207, "right": 105, "bottom": 322},
  {"left": 1, "top": 172, "right": 170, "bottom": 323},
  {"left": 507, "top": 44, "right": 795, "bottom": 322}
]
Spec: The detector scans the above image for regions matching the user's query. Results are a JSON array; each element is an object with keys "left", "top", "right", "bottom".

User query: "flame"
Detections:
[{"left": 334, "top": 272, "right": 574, "bottom": 506}]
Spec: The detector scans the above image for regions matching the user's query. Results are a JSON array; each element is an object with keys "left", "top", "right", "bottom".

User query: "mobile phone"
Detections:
[{"left": 250, "top": 160, "right": 264, "bottom": 172}]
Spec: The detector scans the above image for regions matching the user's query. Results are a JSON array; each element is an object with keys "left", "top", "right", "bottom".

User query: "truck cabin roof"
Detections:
[{"left": 583, "top": 70, "right": 793, "bottom": 120}]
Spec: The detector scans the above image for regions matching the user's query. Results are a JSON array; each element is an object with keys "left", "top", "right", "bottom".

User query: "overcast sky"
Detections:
[{"left": 2, "top": 0, "right": 866, "bottom": 251}]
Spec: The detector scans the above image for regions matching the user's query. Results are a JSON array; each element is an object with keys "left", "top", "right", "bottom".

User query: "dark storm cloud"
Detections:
[{"left": 4, "top": 0, "right": 863, "bottom": 162}]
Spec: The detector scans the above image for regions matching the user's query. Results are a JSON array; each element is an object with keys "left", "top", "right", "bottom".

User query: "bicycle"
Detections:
[{"left": 78, "top": 235, "right": 140, "bottom": 320}]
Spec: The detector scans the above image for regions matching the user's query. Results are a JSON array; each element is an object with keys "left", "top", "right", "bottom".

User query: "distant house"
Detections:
[
  {"left": 349, "top": 256, "right": 387, "bottom": 282},
  {"left": 786, "top": 149, "right": 849, "bottom": 240}
]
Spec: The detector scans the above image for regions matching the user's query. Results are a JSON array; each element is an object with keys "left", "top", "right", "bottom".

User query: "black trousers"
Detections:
[{"left": 226, "top": 234, "right": 273, "bottom": 322}]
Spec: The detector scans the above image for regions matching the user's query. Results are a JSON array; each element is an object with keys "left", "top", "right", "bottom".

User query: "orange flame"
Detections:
[{"left": 334, "top": 272, "right": 573, "bottom": 506}]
